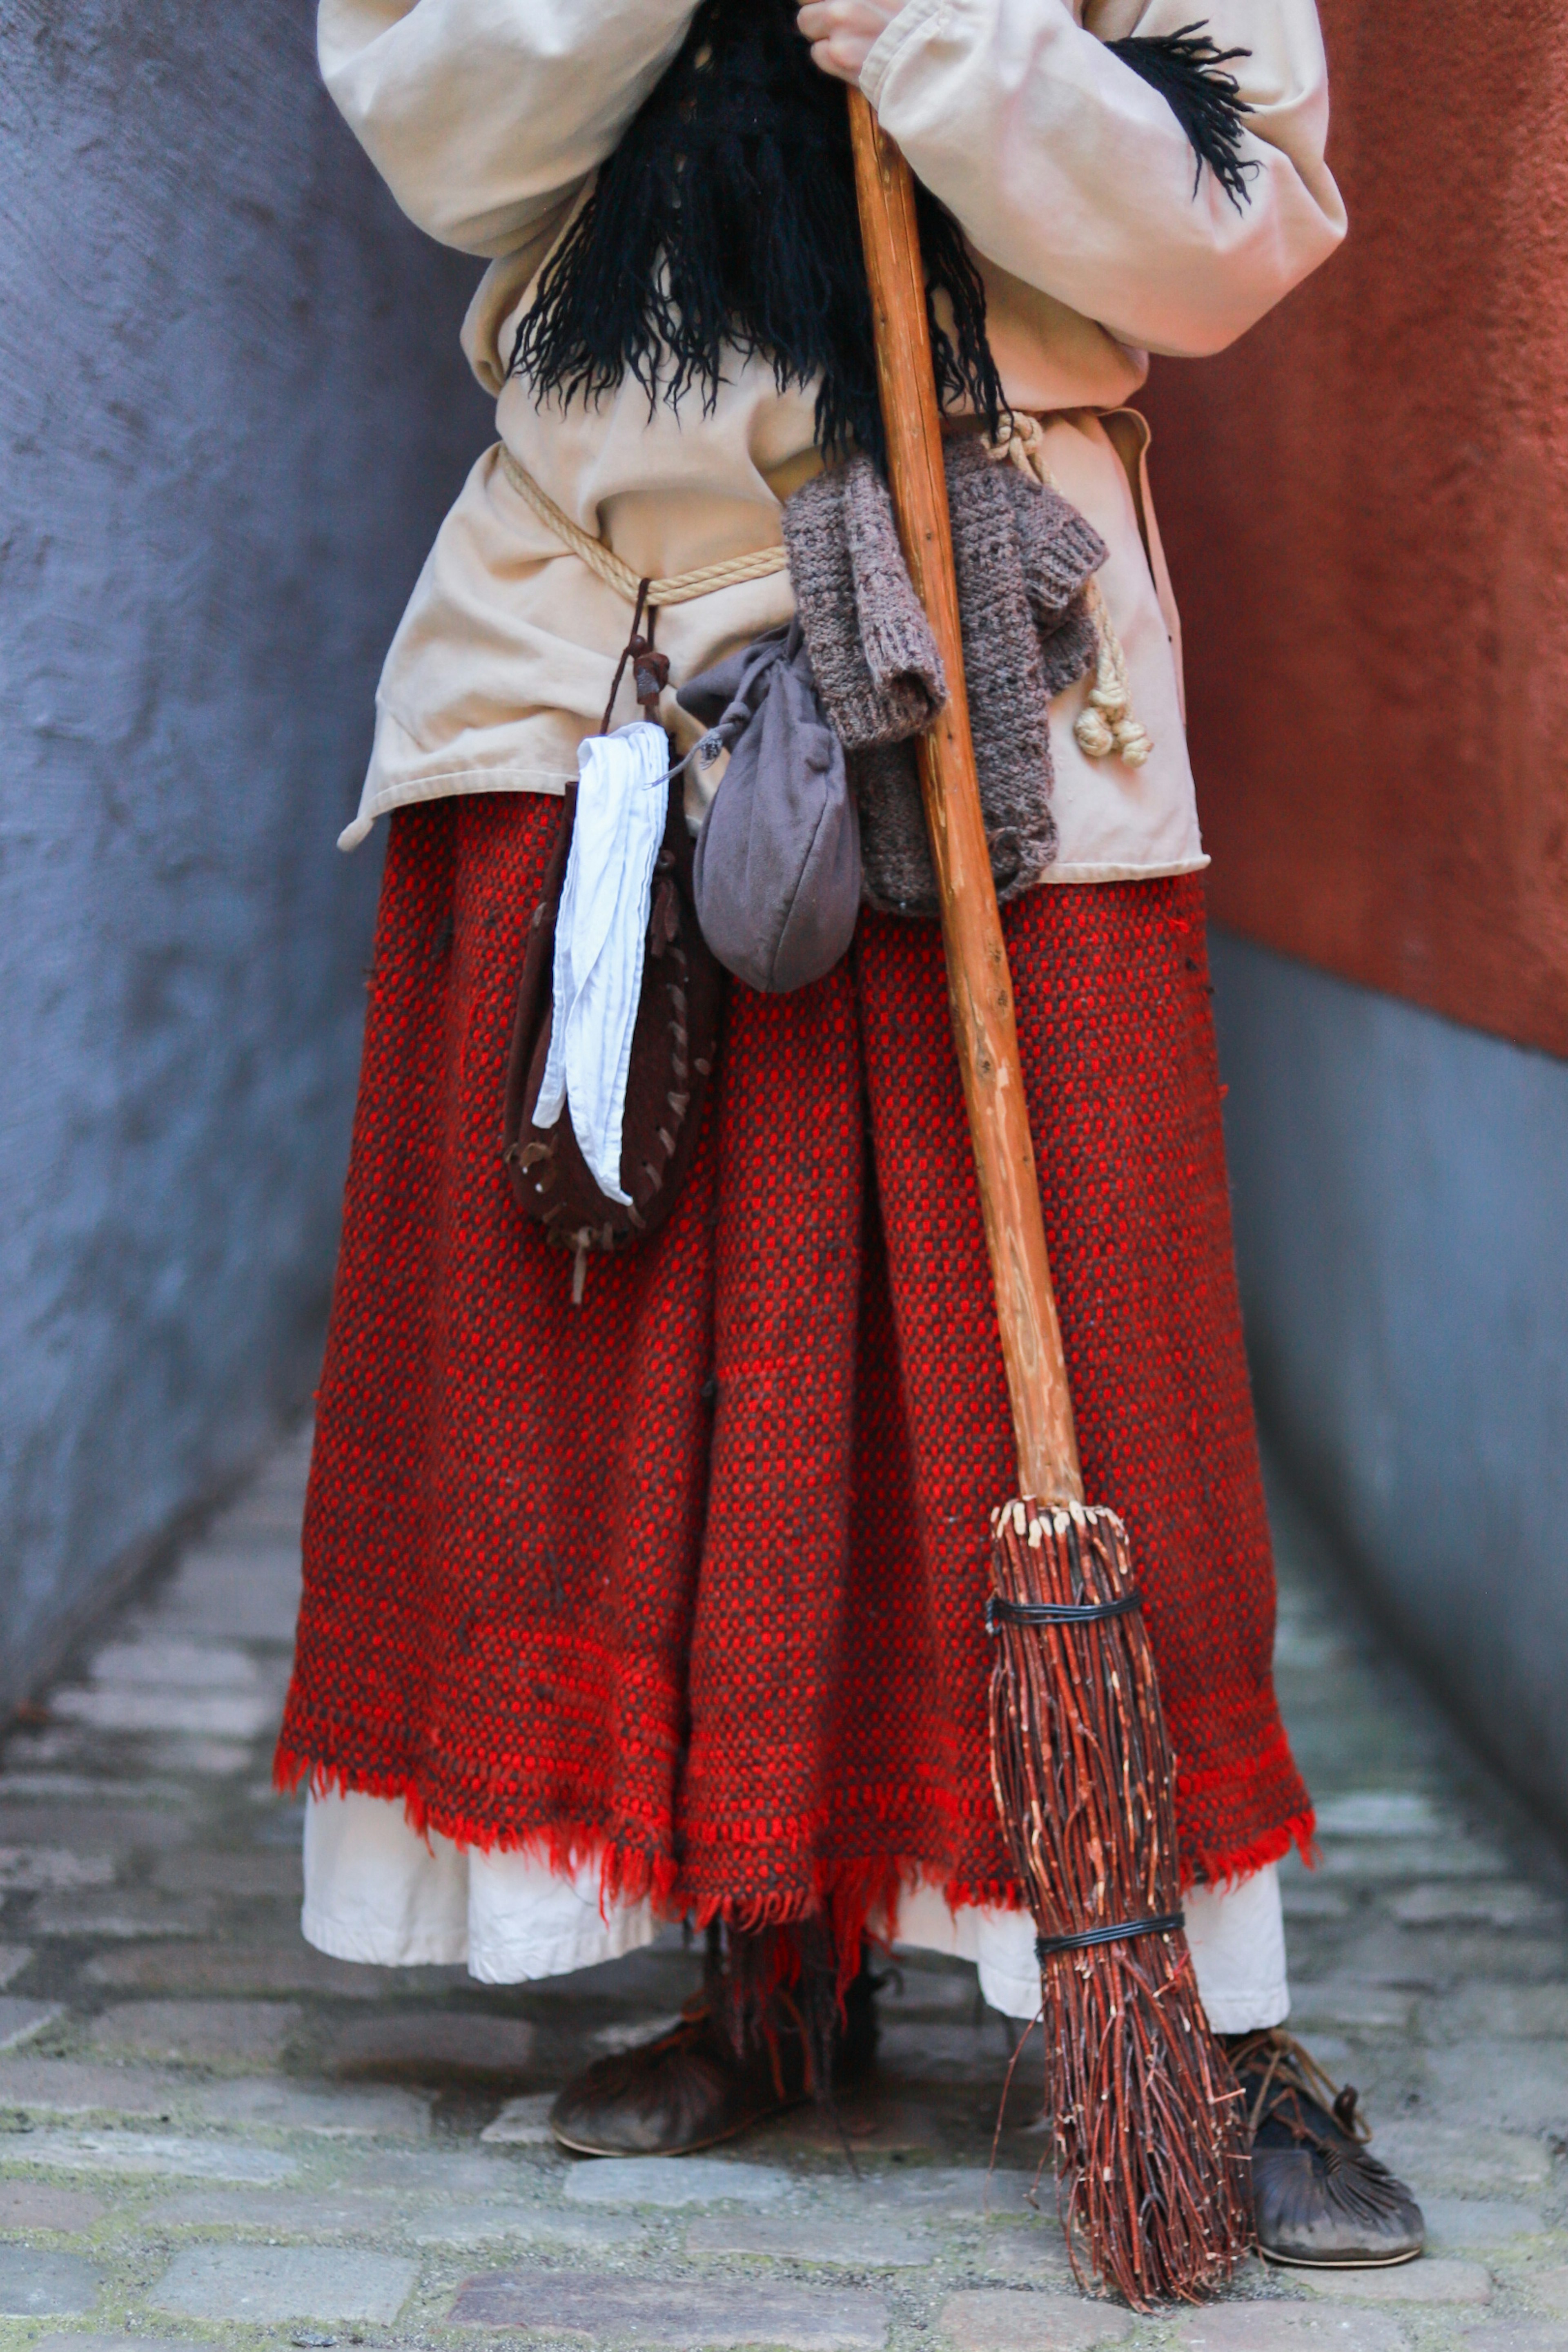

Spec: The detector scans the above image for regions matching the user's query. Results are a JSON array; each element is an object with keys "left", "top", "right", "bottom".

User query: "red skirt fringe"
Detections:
[{"left": 277, "top": 793, "right": 1312, "bottom": 1936}]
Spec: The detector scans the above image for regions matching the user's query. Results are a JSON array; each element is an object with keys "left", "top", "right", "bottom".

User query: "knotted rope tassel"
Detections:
[{"left": 985, "top": 416, "right": 1154, "bottom": 769}]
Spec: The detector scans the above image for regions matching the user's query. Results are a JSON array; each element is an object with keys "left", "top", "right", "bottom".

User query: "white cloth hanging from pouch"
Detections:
[{"left": 534, "top": 720, "right": 668, "bottom": 1206}]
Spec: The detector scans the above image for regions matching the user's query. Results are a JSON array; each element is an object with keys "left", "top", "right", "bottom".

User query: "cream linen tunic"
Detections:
[{"left": 322, "top": 0, "right": 1345, "bottom": 865}]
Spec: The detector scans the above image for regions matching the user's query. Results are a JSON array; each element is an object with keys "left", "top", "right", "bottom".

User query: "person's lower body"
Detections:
[
  {"left": 545, "top": 1949, "right": 1421, "bottom": 2272},
  {"left": 299, "top": 1782, "right": 1290, "bottom": 2147},
  {"left": 277, "top": 793, "right": 1421, "bottom": 2269},
  {"left": 298, "top": 1789, "right": 1288, "bottom": 2029},
  {"left": 298, "top": 1786, "right": 1419, "bottom": 2265}
]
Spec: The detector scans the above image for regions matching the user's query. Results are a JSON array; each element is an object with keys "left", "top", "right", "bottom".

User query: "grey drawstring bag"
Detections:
[{"left": 677, "top": 620, "right": 862, "bottom": 995}]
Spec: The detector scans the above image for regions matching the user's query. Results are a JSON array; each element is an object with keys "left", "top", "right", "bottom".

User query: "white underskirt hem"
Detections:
[
  {"left": 301, "top": 1790, "right": 1289, "bottom": 2031},
  {"left": 301, "top": 1905, "right": 468, "bottom": 1969}
]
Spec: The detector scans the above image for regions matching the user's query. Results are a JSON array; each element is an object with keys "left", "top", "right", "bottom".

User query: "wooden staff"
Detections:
[
  {"left": 847, "top": 89, "right": 1250, "bottom": 2310},
  {"left": 846, "top": 91, "right": 1079, "bottom": 1509}
]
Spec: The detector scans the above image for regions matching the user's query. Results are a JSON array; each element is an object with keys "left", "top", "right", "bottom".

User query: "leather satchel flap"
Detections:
[{"left": 503, "top": 776, "right": 725, "bottom": 1260}]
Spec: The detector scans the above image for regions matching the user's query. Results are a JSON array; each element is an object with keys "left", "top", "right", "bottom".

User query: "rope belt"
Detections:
[
  {"left": 498, "top": 446, "right": 790, "bottom": 609},
  {"left": 501, "top": 428, "right": 1149, "bottom": 770}
]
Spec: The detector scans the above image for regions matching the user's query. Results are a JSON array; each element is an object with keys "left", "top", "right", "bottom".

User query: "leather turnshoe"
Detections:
[
  {"left": 549, "top": 1997, "right": 810, "bottom": 2158},
  {"left": 1226, "top": 2030, "right": 1425, "bottom": 2269}
]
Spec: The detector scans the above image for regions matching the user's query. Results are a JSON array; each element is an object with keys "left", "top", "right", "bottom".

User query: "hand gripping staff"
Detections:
[{"left": 846, "top": 89, "right": 1250, "bottom": 2310}]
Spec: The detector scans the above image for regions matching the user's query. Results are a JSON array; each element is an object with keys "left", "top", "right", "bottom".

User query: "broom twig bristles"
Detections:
[{"left": 989, "top": 1497, "right": 1252, "bottom": 2309}]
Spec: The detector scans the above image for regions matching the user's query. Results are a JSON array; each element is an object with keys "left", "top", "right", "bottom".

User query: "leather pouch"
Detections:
[{"left": 502, "top": 760, "right": 724, "bottom": 1290}]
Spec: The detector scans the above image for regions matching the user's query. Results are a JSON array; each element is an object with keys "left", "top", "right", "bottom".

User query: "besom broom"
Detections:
[{"left": 846, "top": 89, "right": 1251, "bottom": 2310}]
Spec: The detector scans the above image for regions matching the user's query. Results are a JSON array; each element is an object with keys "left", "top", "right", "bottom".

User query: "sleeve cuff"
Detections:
[{"left": 858, "top": 0, "right": 949, "bottom": 112}]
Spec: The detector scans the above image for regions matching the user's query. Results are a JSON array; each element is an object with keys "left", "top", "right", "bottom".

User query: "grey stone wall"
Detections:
[
  {"left": 1, "top": 0, "right": 491, "bottom": 1706},
  {"left": 1214, "top": 935, "right": 1568, "bottom": 1839}
]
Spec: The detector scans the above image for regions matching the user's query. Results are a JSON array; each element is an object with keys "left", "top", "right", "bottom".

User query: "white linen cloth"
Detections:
[
  {"left": 302, "top": 1788, "right": 1289, "bottom": 2031},
  {"left": 316, "top": 0, "right": 1345, "bottom": 869},
  {"left": 533, "top": 720, "right": 668, "bottom": 1203}
]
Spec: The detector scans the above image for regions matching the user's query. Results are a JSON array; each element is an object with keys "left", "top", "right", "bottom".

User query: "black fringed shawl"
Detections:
[{"left": 510, "top": 5, "right": 1254, "bottom": 466}]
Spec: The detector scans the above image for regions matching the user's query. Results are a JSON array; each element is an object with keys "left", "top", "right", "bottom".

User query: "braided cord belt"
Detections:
[{"left": 498, "top": 446, "right": 790, "bottom": 609}]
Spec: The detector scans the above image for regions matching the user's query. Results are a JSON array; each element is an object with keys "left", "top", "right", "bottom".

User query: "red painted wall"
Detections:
[{"left": 1140, "top": 0, "right": 1568, "bottom": 1060}]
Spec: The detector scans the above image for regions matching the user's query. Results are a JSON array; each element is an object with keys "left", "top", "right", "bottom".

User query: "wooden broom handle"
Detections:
[{"left": 849, "top": 89, "right": 1082, "bottom": 1507}]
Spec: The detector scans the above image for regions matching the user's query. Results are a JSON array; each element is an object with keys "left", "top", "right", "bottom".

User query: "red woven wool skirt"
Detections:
[{"left": 277, "top": 792, "right": 1312, "bottom": 1935}]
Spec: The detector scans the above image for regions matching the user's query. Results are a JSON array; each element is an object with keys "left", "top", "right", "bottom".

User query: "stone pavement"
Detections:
[{"left": 2, "top": 1428, "right": 1567, "bottom": 2352}]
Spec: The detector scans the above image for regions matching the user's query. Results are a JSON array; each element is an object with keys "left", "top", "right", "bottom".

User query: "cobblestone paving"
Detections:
[{"left": 2, "top": 1430, "right": 1566, "bottom": 2351}]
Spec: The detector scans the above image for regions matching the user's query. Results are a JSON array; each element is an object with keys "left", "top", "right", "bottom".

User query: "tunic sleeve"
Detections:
[
  {"left": 860, "top": 0, "right": 1346, "bottom": 358},
  {"left": 316, "top": 0, "right": 702, "bottom": 257}
]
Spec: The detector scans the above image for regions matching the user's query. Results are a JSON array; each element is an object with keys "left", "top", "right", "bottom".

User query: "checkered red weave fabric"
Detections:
[{"left": 276, "top": 792, "right": 1312, "bottom": 1928}]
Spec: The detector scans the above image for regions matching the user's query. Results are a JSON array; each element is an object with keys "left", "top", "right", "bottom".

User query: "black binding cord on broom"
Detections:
[
  {"left": 1036, "top": 1912, "right": 1184, "bottom": 1958},
  {"left": 987, "top": 1588, "right": 1143, "bottom": 1629},
  {"left": 510, "top": 4, "right": 1255, "bottom": 470}
]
